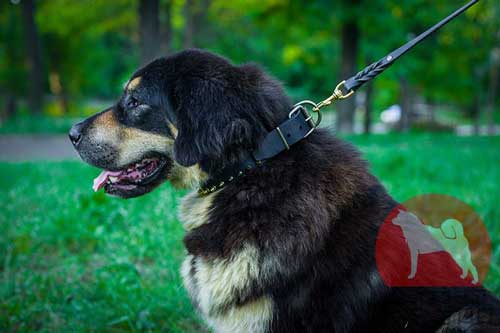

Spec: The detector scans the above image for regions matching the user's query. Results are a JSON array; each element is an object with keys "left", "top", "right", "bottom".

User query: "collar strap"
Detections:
[{"left": 198, "top": 105, "right": 317, "bottom": 195}]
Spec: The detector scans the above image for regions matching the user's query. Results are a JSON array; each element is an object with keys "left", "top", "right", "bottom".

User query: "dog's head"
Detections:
[
  {"left": 392, "top": 210, "right": 421, "bottom": 227},
  {"left": 70, "top": 49, "right": 291, "bottom": 198}
]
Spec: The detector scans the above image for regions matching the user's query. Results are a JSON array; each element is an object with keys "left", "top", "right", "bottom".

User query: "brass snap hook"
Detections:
[{"left": 313, "top": 80, "right": 354, "bottom": 112}]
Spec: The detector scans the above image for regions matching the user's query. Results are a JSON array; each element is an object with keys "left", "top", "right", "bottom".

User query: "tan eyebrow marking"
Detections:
[{"left": 127, "top": 76, "right": 142, "bottom": 91}]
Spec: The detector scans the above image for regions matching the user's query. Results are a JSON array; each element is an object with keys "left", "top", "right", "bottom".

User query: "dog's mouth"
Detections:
[{"left": 92, "top": 156, "right": 170, "bottom": 196}]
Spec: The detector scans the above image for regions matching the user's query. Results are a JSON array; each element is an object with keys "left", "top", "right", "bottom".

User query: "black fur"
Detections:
[
  {"left": 72, "top": 49, "right": 500, "bottom": 332},
  {"left": 147, "top": 50, "right": 292, "bottom": 171}
]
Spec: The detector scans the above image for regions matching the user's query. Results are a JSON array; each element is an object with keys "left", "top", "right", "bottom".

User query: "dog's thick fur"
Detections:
[{"left": 71, "top": 49, "right": 500, "bottom": 332}]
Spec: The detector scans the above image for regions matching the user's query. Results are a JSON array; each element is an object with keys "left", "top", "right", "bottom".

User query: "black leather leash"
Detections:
[
  {"left": 331, "top": 0, "right": 480, "bottom": 104},
  {"left": 198, "top": 0, "right": 479, "bottom": 195}
]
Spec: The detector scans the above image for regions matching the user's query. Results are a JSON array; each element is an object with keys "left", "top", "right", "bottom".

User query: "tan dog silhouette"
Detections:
[{"left": 392, "top": 210, "right": 479, "bottom": 283}]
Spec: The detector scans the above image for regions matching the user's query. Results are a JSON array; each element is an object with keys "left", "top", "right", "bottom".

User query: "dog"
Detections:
[
  {"left": 70, "top": 49, "right": 500, "bottom": 332},
  {"left": 392, "top": 210, "right": 479, "bottom": 284},
  {"left": 391, "top": 210, "right": 446, "bottom": 280},
  {"left": 427, "top": 218, "right": 479, "bottom": 284}
]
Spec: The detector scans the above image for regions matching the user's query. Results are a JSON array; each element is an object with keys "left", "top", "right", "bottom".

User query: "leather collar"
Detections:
[{"left": 198, "top": 105, "right": 317, "bottom": 195}]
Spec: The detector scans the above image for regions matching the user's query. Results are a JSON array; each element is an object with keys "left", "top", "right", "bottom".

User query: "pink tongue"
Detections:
[{"left": 92, "top": 170, "right": 122, "bottom": 192}]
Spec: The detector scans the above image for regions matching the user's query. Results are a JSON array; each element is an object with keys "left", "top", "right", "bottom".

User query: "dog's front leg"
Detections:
[
  {"left": 408, "top": 249, "right": 418, "bottom": 279},
  {"left": 181, "top": 245, "right": 276, "bottom": 333},
  {"left": 183, "top": 218, "right": 325, "bottom": 313}
]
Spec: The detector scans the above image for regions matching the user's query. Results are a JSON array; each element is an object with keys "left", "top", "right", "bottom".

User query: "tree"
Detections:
[
  {"left": 399, "top": 0, "right": 498, "bottom": 129},
  {"left": 0, "top": 2, "right": 25, "bottom": 120},
  {"left": 139, "top": 0, "right": 160, "bottom": 64},
  {"left": 21, "top": 0, "right": 44, "bottom": 114},
  {"left": 363, "top": 82, "right": 373, "bottom": 134},
  {"left": 1, "top": 0, "right": 496, "bottom": 127},
  {"left": 37, "top": 0, "right": 137, "bottom": 103},
  {"left": 159, "top": 0, "right": 173, "bottom": 56},
  {"left": 183, "top": 0, "right": 195, "bottom": 48},
  {"left": 398, "top": 77, "right": 412, "bottom": 132},
  {"left": 183, "top": 0, "right": 210, "bottom": 49},
  {"left": 336, "top": 1, "right": 360, "bottom": 134},
  {"left": 486, "top": 48, "right": 499, "bottom": 135}
]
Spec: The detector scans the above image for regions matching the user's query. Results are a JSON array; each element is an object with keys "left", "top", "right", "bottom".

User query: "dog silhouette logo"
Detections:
[
  {"left": 376, "top": 194, "right": 490, "bottom": 287},
  {"left": 426, "top": 218, "right": 479, "bottom": 284},
  {"left": 392, "top": 210, "right": 478, "bottom": 284}
]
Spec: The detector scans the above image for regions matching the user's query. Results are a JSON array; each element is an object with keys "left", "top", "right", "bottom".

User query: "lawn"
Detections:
[{"left": 1, "top": 133, "right": 499, "bottom": 332}]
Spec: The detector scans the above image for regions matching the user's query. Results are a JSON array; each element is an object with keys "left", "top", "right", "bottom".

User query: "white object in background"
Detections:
[{"left": 380, "top": 105, "right": 401, "bottom": 124}]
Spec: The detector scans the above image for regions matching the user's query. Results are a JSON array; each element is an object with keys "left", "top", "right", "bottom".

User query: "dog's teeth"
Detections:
[{"left": 109, "top": 176, "right": 118, "bottom": 182}]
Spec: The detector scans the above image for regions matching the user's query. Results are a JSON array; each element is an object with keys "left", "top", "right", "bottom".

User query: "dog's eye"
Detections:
[{"left": 127, "top": 97, "right": 139, "bottom": 109}]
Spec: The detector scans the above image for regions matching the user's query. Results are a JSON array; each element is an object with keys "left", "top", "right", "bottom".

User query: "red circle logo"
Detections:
[{"left": 376, "top": 194, "right": 491, "bottom": 287}]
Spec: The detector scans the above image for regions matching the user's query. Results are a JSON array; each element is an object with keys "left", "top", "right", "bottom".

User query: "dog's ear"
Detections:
[{"left": 172, "top": 78, "right": 255, "bottom": 167}]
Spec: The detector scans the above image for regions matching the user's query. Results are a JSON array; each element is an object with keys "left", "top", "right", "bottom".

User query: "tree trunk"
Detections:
[
  {"left": 183, "top": 0, "right": 210, "bottom": 49},
  {"left": 159, "top": 0, "right": 173, "bottom": 56},
  {"left": 472, "top": 66, "right": 483, "bottom": 136},
  {"left": 2, "top": 93, "right": 17, "bottom": 120},
  {"left": 183, "top": 0, "right": 194, "bottom": 48},
  {"left": 49, "top": 71, "right": 69, "bottom": 114},
  {"left": 363, "top": 82, "right": 373, "bottom": 134},
  {"left": 472, "top": 94, "right": 481, "bottom": 136},
  {"left": 139, "top": 0, "right": 160, "bottom": 65},
  {"left": 487, "top": 49, "right": 499, "bottom": 136},
  {"left": 21, "top": 0, "right": 43, "bottom": 114},
  {"left": 398, "top": 77, "right": 412, "bottom": 132},
  {"left": 336, "top": 19, "right": 359, "bottom": 134}
]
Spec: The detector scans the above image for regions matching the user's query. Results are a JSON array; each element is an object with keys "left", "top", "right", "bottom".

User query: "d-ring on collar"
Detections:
[{"left": 198, "top": 103, "right": 319, "bottom": 195}]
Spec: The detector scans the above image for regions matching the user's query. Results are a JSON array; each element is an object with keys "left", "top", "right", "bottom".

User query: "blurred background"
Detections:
[
  {"left": 0, "top": 0, "right": 498, "bottom": 135},
  {"left": 0, "top": 1, "right": 499, "bottom": 332}
]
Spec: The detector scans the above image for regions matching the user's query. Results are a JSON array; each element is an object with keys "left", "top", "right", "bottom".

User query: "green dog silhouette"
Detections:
[{"left": 426, "top": 218, "right": 479, "bottom": 284}]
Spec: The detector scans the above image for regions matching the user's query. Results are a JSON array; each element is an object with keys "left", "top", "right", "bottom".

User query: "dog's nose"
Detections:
[{"left": 69, "top": 122, "right": 84, "bottom": 147}]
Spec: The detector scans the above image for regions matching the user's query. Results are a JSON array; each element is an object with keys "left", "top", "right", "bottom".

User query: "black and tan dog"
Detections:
[{"left": 70, "top": 49, "right": 500, "bottom": 332}]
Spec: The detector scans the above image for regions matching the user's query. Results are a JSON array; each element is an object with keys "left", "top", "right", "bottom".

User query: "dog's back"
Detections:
[
  {"left": 182, "top": 130, "right": 500, "bottom": 332},
  {"left": 393, "top": 210, "right": 444, "bottom": 254}
]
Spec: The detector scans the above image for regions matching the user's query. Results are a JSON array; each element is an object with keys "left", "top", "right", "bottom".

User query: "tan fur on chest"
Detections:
[
  {"left": 179, "top": 192, "right": 273, "bottom": 332},
  {"left": 181, "top": 252, "right": 273, "bottom": 333},
  {"left": 178, "top": 190, "right": 215, "bottom": 231}
]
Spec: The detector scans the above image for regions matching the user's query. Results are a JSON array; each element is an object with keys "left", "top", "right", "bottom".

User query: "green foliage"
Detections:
[
  {"left": 37, "top": 0, "right": 138, "bottom": 99},
  {"left": 0, "top": 0, "right": 139, "bottom": 106},
  {"left": 201, "top": 0, "right": 499, "bottom": 108},
  {"left": 1, "top": 0, "right": 497, "bottom": 118},
  {"left": 0, "top": 2, "right": 27, "bottom": 96},
  {"left": 0, "top": 134, "right": 499, "bottom": 332}
]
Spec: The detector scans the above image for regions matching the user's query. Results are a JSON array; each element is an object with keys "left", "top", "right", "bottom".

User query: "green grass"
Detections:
[
  {"left": 1, "top": 133, "right": 499, "bottom": 332},
  {"left": 0, "top": 165, "right": 203, "bottom": 332}
]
